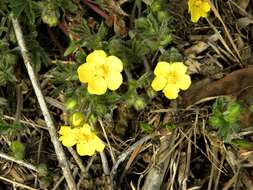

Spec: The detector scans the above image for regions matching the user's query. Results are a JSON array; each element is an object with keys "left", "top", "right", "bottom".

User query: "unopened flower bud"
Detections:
[{"left": 69, "top": 112, "right": 85, "bottom": 127}]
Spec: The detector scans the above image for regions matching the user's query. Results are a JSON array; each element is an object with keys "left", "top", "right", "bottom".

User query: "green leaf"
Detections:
[
  {"left": 9, "top": 0, "right": 27, "bottom": 17},
  {"left": 61, "top": 0, "right": 78, "bottom": 13},
  {"left": 223, "top": 102, "right": 241, "bottom": 124},
  {"left": 140, "top": 122, "right": 154, "bottom": 134},
  {"left": 231, "top": 139, "right": 253, "bottom": 149},
  {"left": 209, "top": 116, "right": 226, "bottom": 129},
  {"left": 64, "top": 40, "right": 80, "bottom": 56}
]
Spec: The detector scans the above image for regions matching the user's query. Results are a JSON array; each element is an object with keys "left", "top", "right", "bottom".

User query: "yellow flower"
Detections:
[
  {"left": 77, "top": 50, "right": 123, "bottom": 95},
  {"left": 59, "top": 124, "right": 105, "bottom": 156},
  {"left": 188, "top": 0, "right": 211, "bottom": 23},
  {"left": 151, "top": 62, "right": 191, "bottom": 99}
]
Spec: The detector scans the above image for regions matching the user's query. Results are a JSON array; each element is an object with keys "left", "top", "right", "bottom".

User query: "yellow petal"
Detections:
[
  {"left": 105, "top": 56, "right": 123, "bottom": 72},
  {"left": 151, "top": 75, "right": 167, "bottom": 91},
  {"left": 92, "top": 135, "right": 105, "bottom": 152},
  {"left": 60, "top": 136, "right": 77, "bottom": 147},
  {"left": 170, "top": 62, "right": 187, "bottom": 74},
  {"left": 201, "top": 2, "right": 211, "bottom": 12},
  {"left": 154, "top": 61, "right": 171, "bottom": 76},
  {"left": 86, "top": 50, "right": 107, "bottom": 66},
  {"left": 59, "top": 126, "right": 72, "bottom": 135},
  {"left": 188, "top": 0, "right": 194, "bottom": 10},
  {"left": 76, "top": 142, "right": 96, "bottom": 156},
  {"left": 59, "top": 127, "right": 78, "bottom": 147},
  {"left": 105, "top": 71, "right": 123, "bottom": 90},
  {"left": 77, "top": 63, "right": 96, "bottom": 83},
  {"left": 80, "top": 124, "right": 92, "bottom": 134},
  {"left": 87, "top": 76, "right": 107, "bottom": 95},
  {"left": 190, "top": 7, "right": 201, "bottom": 23},
  {"left": 176, "top": 74, "right": 191, "bottom": 90},
  {"left": 163, "top": 83, "right": 180, "bottom": 99}
]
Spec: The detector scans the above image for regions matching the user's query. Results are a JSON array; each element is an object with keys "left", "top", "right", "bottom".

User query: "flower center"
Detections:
[
  {"left": 75, "top": 132, "right": 90, "bottom": 144},
  {"left": 167, "top": 71, "right": 180, "bottom": 84},
  {"left": 94, "top": 64, "right": 110, "bottom": 78}
]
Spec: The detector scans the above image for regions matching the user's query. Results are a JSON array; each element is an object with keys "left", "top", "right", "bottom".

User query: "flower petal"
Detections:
[
  {"left": 170, "top": 62, "right": 187, "bottom": 74},
  {"left": 176, "top": 74, "right": 191, "bottom": 90},
  {"left": 59, "top": 127, "right": 78, "bottom": 147},
  {"left": 105, "top": 56, "right": 123, "bottom": 72},
  {"left": 201, "top": 2, "right": 211, "bottom": 12},
  {"left": 92, "top": 135, "right": 105, "bottom": 152},
  {"left": 60, "top": 136, "right": 77, "bottom": 147},
  {"left": 163, "top": 83, "right": 180, "bottom": 99},
  {"left": 59, "top": 126, "right": 72, "bottom": 135},
  {"left": 190, "top": 7, "right": 201, "bottom": 23},
  {"left": 76, "top": 142, "right": 96, "bottom": 156},
  {"left": 188, "top": 0, "right": 194, "bottom": 10},
  {"left": 80, "top": 124, "right": 92, "bottom": 134},
  {"left": 87, "top": 76, "right": 107, "bottom": 95},
  {"left": 86, "top": 50, "right": 107, "bottom": 65},
  {"left": 77, "top": 63, "right": 96, "bottom": 83},
  {"left": 151, "top": 75, "right": 167, "bottom": 91},
  {"left": 154, "top": 62, "right": 171, "bottom": 76},
  {"left": 105, "top": 71, "right": 123, "bottom": 91}
]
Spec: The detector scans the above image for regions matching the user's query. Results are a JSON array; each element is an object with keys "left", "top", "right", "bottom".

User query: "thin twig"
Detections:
[
  {"left": 3, "top": 115, "right": 48, "bottom": 130},
  {"left": 0, "top": 176, "right": 37, "bottom": 190},
  {"left": 98, "top": 119, "right": 116, "bottom": 164},
  {"left": 207, "top": 0, "right": 242, "bottom": 65},
  {"left": 68, "top": 147, "right": 86, "bottom": 174},
  {"left": 100, "top": 152, "right": 110, "bottom": 175},
  {"left": 0, "top": 152, "right": 38, "bottom": 172},
  {"left": 111, "top": 135, "right": 152, "bottom": 181},
  {"left": 11, "top": 16, "right": 77, "bottom": 190}
]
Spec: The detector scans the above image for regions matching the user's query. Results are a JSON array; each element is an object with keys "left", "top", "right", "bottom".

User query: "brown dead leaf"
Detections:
[{"left": 182, "top": 67, "right": 253, "bottom": 106}]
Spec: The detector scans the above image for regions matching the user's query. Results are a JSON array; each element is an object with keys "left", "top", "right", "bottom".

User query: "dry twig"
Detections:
[
  {"left": 11, "top": 16, "right": 77, "bottom": 190},
  {"left": 0, "top": 176, "right": 38, "bottom": 190},
  {"left": 0, "top": 152, "right": 38, "bottom": 172}
]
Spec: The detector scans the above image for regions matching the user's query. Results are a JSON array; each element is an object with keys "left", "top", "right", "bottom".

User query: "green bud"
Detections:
[
  {"left": 160, "top": 35, "right": 172, "bottom": 46},
  {"left": 69, "top": 112, "right": 85, "bottom": 127},
  {"left": 37, "top": 164, "right": 48, "bottom": 177},
  {"left": 150, "top": 1, "right": 161, "bottom": 13},
  {"left": 157, "top": 11, "right": 169, "bottom": 23},
  {"left": 147, "top": 87, "right": 156, "bottom": 98},
  {"left": 41, "top": 5, "right": 59, "bottom": 27},
  {"left": 10, "top": 140, "right": 25, "bottom": 160},
  {"left": 65, "top": 98, "right": 77, "bottom": 110},
  {"left": 134, "top": 97, "right": 146, "bottom": 111}
]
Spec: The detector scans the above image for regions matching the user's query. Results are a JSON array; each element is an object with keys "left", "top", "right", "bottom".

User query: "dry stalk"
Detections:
[
  {"left": 142, "top": 129, "right": 180, "bottom": 190},
  {"left": 0, "top": 152, "right": 38, "bottom": 172},
  {"left": 0, "top": 176, "right": 38, "bottom": 190},
  {"left": 11, "top": 16, "right": 77, "bottom": 190},
  {"left": 111, "top": 134, "right": 152, "bottom": 182}
]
